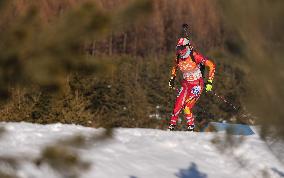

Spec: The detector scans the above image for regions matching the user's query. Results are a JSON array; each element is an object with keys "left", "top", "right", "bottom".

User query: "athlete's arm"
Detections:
[
  {"left": 171, "top": 57, "right": 179, "bottom": 77},
  {"left": 169, "top": 56, "right": 179, "bottom": 89},
  {"left": 204, "top": 59, "right": 215, "bottom": 81},
  {"left": 192, "top": 51, "right": 215, "bottom": 81}
]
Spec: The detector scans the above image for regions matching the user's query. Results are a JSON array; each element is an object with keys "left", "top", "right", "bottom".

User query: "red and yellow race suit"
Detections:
[{"left": 170, "top": 51, "right": 215, "bottom": 126}]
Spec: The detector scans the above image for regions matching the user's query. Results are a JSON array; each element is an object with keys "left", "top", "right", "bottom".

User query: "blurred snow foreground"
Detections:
[{"left": 0, "top": 122, "right": 283, "bottom": 178}]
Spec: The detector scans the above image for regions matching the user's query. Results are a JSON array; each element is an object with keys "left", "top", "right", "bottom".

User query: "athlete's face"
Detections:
[{"left": 176, "top": 45, "right": 189, "bottom": 58}]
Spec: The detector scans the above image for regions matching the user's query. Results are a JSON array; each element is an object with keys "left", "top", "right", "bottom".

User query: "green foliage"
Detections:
[
  {"left": 0, "top": 0, "right": 260, "bottom": 176},
  {"left": 0, "top": 87, "right": 39, "bottom": 122},
  {"left": 67, "top": 54, "right": 247, "bottom": 129},
  {"left": 196, "top": 50, "right": 249, "bottom": 124},
  {"left": 71, "top": 56, "right": 165, "bottom": 128},
  {"left": 0, "top": 0, "right": 250, "bottom": 130},
  {"left": 0, "top": 55, "right": 248, "bottom": 129},
  {"left": 0, "top": 0, "right": 156, "bottom": 127}
]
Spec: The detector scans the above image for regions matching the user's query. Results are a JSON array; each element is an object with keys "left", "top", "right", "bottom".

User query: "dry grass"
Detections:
[{"left": 217, "top": 0, "right": 284, "bottom": 139}]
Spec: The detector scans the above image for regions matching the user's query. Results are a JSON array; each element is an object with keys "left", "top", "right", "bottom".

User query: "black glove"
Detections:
[{"left": 169, "top": 76, "right": 176, "bottom": 89}]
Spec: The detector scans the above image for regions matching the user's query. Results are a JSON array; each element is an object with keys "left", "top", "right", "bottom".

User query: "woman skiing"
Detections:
[{"left": 168, "top": 26, "right": 216, "bottom": 131}]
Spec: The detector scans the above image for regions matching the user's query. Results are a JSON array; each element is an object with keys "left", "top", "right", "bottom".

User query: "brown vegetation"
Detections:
[
  {"left": 0, "top": 0, "right": 283, "bottom": 175},
  {"left": 218, "top": 0, "right": 284, "bottom": 139},
  {"left": 0, "top": 0, "right": 255, "bottom": 131}
]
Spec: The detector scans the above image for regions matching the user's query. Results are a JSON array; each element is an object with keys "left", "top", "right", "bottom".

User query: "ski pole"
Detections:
[
  {"left": 210, "top": 91, "right": 238, "bottom": 111},
  {"left": 210, "top": 91, "right": 255, "bottom": 124}
]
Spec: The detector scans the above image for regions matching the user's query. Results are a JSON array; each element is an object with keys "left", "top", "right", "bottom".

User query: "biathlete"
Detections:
[{"left": 168, "top": 31, "right": 216, "bottom": 131}]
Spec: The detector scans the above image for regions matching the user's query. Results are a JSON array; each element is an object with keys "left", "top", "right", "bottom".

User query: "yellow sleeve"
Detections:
[
  {"left": 171, "top": 57, "right": 178, "bottom": 77},
  {"left": 204, "top": 59, "right": 216, "bottom": 81}
]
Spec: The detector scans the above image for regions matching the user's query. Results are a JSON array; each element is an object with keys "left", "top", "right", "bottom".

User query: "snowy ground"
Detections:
[{"left": 0, "top": 122, "right": 283, "bottom": 178}]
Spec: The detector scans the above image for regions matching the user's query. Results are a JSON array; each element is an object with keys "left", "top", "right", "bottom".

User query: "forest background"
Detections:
[{"left": 0, "top": 0, "right": 283, "bottom": 139}]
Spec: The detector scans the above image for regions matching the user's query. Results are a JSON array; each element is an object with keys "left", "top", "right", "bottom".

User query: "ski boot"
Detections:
[
  {"left": 187, "top": 125, "right": 195, "bottom": 132},
  {"left": 168, "top": 124, "right": 176, "bottom": 131}
]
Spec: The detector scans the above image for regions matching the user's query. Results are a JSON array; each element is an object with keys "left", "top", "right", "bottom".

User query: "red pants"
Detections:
[{"left": 170, "top": 78, "right": 204, "bottom": 126}]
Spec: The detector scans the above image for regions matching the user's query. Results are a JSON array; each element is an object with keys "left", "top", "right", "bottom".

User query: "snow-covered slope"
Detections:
[{"left": 0, "top": 122, "right": 283, "bottom": 178}]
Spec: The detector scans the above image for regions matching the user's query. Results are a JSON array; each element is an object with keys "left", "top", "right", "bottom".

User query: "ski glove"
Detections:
[
  {"left": 205, "top": 80, "right": 213, "bottom": 92},
  {"left": 169, "top": 76, "right": 176, "bottom": 89}
]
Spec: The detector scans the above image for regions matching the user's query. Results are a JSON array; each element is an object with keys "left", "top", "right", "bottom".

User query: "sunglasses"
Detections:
[{"left": 176, "top": 45, "right": 187, "bottom": 51}]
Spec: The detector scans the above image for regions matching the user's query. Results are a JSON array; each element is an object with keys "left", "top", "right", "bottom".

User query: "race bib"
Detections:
[{"left": 191, "top": 86, "right": 201, "bottom": 97}]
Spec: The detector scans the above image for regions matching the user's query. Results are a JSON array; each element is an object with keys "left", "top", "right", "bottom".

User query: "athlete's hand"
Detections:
[
  {"left": 169, "top": 76, "right": 176, "bottom": 89},
  {"left": 205, "top": 80, "right": 213, "bottom": 92}
]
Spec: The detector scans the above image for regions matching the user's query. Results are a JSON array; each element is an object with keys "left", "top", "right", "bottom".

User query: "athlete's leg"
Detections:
[
  {"left": 184, "top": 99, "right": 197, "bottom": 126},
  {"left": 184, "top": 80, "right": 203, "bottom": 127},
  {"left": 169, "top": 81, "right": 189, "bottom": 126}
]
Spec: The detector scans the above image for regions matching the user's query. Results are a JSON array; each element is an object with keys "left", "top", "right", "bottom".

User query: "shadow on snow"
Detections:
[
  {"left": 271, "top": 167, "right": 284, "bottom": 177},
  {"left": 175, "top": 162, "right": 207, "bottom": 178}
]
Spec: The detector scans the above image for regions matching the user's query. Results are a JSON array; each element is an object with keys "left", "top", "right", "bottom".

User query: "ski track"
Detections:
[{"left": 0, "top": 122, "right": 283, "bottom": 178}]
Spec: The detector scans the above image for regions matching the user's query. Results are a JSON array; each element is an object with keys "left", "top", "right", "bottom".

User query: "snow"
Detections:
[{"left": 0, "top": 122, "right": 283, "bottom": 178}]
